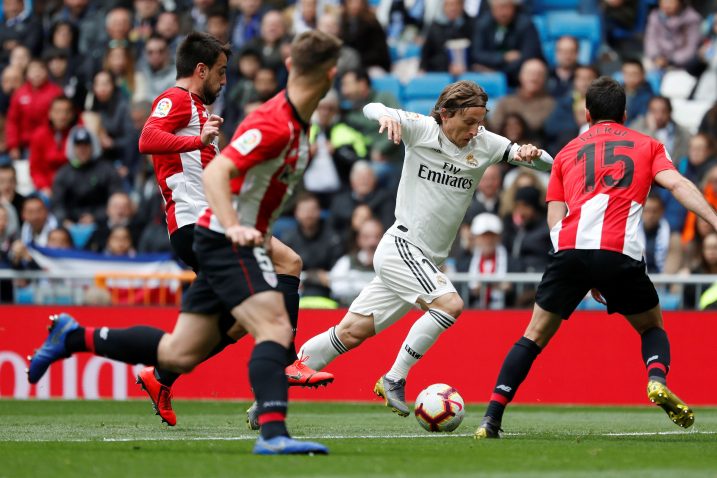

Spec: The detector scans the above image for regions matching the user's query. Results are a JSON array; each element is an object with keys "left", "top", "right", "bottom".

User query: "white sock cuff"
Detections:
[{"left": 427, "top": 308, "right": 455, "bottom": 329}]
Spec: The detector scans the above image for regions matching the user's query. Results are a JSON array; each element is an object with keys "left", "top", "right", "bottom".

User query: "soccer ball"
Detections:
[{"left": 414, "top": 383, "right": 465, "bottom": 432}]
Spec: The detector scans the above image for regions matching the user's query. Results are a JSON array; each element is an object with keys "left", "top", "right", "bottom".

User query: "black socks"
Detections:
[
  {"left": 641, "top": 327, "right": 670, "bottom": 383},
  {"left": 249, "top": 341, "right": 289, "bottom": 439}
]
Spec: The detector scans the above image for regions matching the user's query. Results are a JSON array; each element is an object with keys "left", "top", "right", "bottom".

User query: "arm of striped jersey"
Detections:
[
  {"left": 139, "top": 122, "right": 203, "bottom": 154},
  {"left": 505, "top": 143, "right": 553, "bottom": 171}
]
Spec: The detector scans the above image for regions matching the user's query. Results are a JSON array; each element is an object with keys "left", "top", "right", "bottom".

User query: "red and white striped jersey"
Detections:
[
  {"left": 198, "top": 91, "right": 310, "bottom": 235},
  {"left": 547, "top": 121, "right": 675, "bottom": 261},
  {"left": 139, "top": 86, "right": 219, "bottom": 234}
]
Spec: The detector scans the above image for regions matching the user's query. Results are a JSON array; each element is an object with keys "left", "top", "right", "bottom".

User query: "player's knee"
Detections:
[
  {"left": 433, "top": 294, "right": 463, "bottom": 319},
  {"left": 274, "top": 247, "right": 302, "bottom": 276},
  {"left": 162, "top": 352, "right": 201, "bottom": 374}
]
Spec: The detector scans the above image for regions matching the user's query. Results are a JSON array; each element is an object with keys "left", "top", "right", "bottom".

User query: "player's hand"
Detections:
[
  {"left": 201, "top": 114, "right": 223, "bottom": 146},
  {"left": 514, "top": 144, "right": 541, "bottom": 162},
  {"left": 225, "top": 224, "right": 264, "bottom": 246},
  {"left": 590, "top": 288, "right": 606, "bottom": 305},
  {"left": 378, "top": 115, "right": 402, "bottom": 145}
]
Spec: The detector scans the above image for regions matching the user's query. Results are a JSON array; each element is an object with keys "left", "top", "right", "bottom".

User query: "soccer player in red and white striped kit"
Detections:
[{"left": 475, "top": 77, "right": 717, "bottom": 438}]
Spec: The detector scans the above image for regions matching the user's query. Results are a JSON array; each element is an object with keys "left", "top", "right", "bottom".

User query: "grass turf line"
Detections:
[{"left": 0, "top": 400, "right": 716, "bottom": 478}]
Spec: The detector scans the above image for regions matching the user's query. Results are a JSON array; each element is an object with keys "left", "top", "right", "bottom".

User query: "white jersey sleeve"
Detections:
[{"left": 363, "top": 103, "right": 437, "bottom": 147}]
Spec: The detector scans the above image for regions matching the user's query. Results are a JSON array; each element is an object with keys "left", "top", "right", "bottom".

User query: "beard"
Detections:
[{"left": 202, "top": 83, "right": 221, "bottom": 105}]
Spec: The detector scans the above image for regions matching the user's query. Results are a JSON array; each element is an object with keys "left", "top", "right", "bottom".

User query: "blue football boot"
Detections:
[
  {"left": 27, "top": 313, "right": 79, "bottom": 384},
  {"left": 253, "top": 435, "right": 329, "bottom": 455}
]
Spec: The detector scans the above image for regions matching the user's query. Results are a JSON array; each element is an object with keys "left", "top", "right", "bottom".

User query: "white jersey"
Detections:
[{"left": 363, "top": 103, "right": 552, "bottom": 265}]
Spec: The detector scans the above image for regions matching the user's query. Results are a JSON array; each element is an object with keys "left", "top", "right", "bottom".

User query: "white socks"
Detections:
[
  {"left": 298, "top": 326, "right": 348, "bottom": 371},
  {"left": 386, "top": 309, "right": 456, "bottom": 381}
]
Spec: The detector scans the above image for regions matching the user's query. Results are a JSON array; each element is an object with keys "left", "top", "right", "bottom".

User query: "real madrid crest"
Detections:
[
  {"left": 465, "top": 153, "right": 478, "bottom": 167},
  {"left": 436, "top": 274, "right": 447, "bottom": 286}
]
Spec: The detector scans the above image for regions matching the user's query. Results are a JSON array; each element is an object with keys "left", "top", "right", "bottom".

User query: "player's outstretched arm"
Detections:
[
  {"left": 363, "top": 102, "right": 402, "bottom": 144},
  {"left": 655, "top": 169, "right": 717, "bottom": 231},
  {"left": 507, "top": 144, "right": 553, "bottom": 171}
]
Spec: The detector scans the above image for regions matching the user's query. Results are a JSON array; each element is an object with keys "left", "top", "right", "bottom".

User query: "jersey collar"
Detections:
[{"left": 285, "top": 90, "right": 309, "bottom": 131}]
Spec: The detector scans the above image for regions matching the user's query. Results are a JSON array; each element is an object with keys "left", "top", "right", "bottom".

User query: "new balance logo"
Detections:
[
  {"left": 496, "top": 384, "right": 512, "bottom": 393},
  {"left": 646, "top": 355, "right": 659, "bottom": 365},
  {"left": 99, "top": 327, "right": 109, "bottom": 340},
  {"left": 404, "top": 344, "right": 423, "bottom": 359}
]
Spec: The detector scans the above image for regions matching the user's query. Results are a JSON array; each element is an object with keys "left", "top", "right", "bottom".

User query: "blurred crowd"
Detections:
[{"left": 1, "top": 0, "right": 717, "bottom": 307}]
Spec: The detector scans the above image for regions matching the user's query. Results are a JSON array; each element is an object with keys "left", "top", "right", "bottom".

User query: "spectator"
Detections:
[
  {"left": 305, "top": 90, "right": 367, "bottom": 207},
  {"left": 229, "top": 0, "right": 265, "bottom": 54},
  {"left": 50, "top": 0, "right": 104, "bottom": 58},
  {"left": 502, "top": 185, "right": 551, "bottom": 273},
  {"left": 601, "top": 0, "right": 640, "bottom": 50},
  {"left": 489, "top": 58, "right": 555, "bottom": 142},
  {"left": 46, "top": 20, "right": 80, "bottom": 68},
  {"left": 286, "top": 0, "right": 320, "bottom": 35},
  {"left": 698, "top": 101, "right": 717, "bottom": 139},
  {"left": 9, "top": 226, "right": 74, "bottom": 272},
  {"left": 340, "top": 0, "right": 391, "bottom": 73},
  {"left": 544, "top": 64, "right": 600, "bottom": 155},
  {"left": 244, "top": 10, "right": 291, "bottom": 85},
  {"left": 470, "top": 0, "right": 543, "bottom": 87},
  {"left": 0, "top": 64, "right": 22, "bottom": 161},
  {"left": 130, "top": 0, "right": 163, "bottom": 51},
  {"left": 7, "top": 43, "right": 29, "bottom": 73},
  {"left": 644, "top": 0, "right": 702, "bottom": 71},
  {"left": 0, "top": 163, "right": 23, "bottom": 221},
  {"left": 29, "top": 95, "right": 78, "bottom": 196},
  {"left": 103, "top": 44, "right": 137, "bottom": 100},
  {"left": 639, "top": 194, "right": 672, "bottom": 273},
  {"left": 6, "top": 59, "right": 63, "bottom": 160},
  {"left": 329, "top": 160, "right": 396, "bottom": 234},
  {"left": 283, "top": 192, "right": 344, "bottom": 298},
  {"left": 0, "top": 0, "right": 43, "bottom": 63},
  {"left": 465, "top": 163, "right": 503, "bottom": 223},
  {"left": 206, "top": 5, "right": 231, "bottom": 45},
  {"left": 317, "top": 11, "right": 362, "bottom": 77},
  {"left": 120, "top": 100, "right": 153, "bottom": 190},
  {"left": 191, "top": 0, "right": 217, "bottom": 32},
  {"left": 18, "top": 194, "right": 58, "bottom": 246},
  {"left": 329, "top": 217, "right": 383, "bottom": 306},
  {"left": 222, "top": 47, "right": 262, "bottom": 135},
  {"left": 51, "top": 125, "right": 123, "bottom": 227},
  {"left": 499, "top": 168, "right": 547, "bottom": 217},
  {"left": 0, "top": 202, "right": 17, "bottom": 301},
  {"left": 621, "top": 58, "right": 654, "bottom": 124},
  {"left": 548, "top": 36, "right": 579, "bottom": 98},
  {"left": 660, "top": 133, "right": 716, "bottom": 234},
  {"left": 420, "top": 0, "right": 473, "bottom": 75},
  {"left": 691, "top": 14, "right": 717, "bottom": 102},
  {"left": 87, "top": 191, "right": 141, "bottom": 253},
  {"left": 340, "top": 68, "right": 402, "bottom": 184},
  {"left": 466, "top": 213, "right": 509, "bottom": 309},
  {"left": 44, "top": 47, "right": 88, "bottom": 111},
  {"left": 81, "top": 7, "right": 134, "bottom": 83},
  {"left": 630, "top": 96, "right": 690, "bottom": 160},
  {"left": 104, "top": 225, "right": 136, "bottom": 257},
  {"left": 496, "top": 111, "right": 541, "bottom": 147},
  {"left": 134, "top": 35, "right": 175, "bottom": 103},
  {"left": 682, "top": 164, "right": 717, "bottom": 256},
  {"left": 87, "top": 70, "right": 132, "bottom": 161},
  {"left": 155, "top": 11, "right": 185, "bottom": 54},
  {"left": 683, "top": 232, "right": 717, "bottom": 308}
]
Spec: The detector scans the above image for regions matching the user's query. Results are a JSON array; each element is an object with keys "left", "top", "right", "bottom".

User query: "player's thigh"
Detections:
[
  {"left": 624, "top": 304, "right": 663, "bottom": 334},
  {"left": 534, "top": 250, "right": 591, "bottom": 319},
  {"left": 374, "top": 235, "right": 456, "bottom": 313},
  {"left": 158, "top": 311, "right": 221, "bottom": 371},
  {"left": 268, "top": 236, "right": 302, "bottom": 276},
  {"left": 230, "top": 290, "right": 292, "bottom": 346},
  {"left": 523, "top": 303, "right": 564, "bottom": 348},
  {"left": 592, "top": 251, "right": 659, "bottom": 316},
  {"left": 349, "top": 275, "right": 414, "bottom": 335}
]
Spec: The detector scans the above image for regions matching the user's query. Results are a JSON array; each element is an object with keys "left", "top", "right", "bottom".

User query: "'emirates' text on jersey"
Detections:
[
  {"left": 198, "top": 91, "right": 309, "bottom": 235},
  {"left": 139, "top": 87, "right": 219, "bottom": 234},
  {"left": 547, "top": 121, "right": 676, "bottom": 261},
  {"left": 364, "top": 104, "right": 548, "bottom": 265}
]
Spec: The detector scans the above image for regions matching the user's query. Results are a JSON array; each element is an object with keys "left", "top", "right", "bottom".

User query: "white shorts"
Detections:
[{"left": 349, "top": 234, "right": 456, "bottom": 333}]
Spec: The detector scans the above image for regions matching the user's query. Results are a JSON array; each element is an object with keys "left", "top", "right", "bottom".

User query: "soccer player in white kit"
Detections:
[{"left": 295, "top": 80, "right": 554, "bottom": 415}]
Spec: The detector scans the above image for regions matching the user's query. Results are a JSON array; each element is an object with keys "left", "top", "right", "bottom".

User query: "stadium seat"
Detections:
[
  {"left": 457, "top": 72, "right": 508, "bottom": 100},
  {"left": 271, "top": 216, "right": 298, "bottom": 240},
  {"left": 389, "top": 42, "right": 421, "bottom": 62},
  {"left": 532, "top": 15, "right": 549, "bottom": 44},
  {"left": 671, "top": 98, "right": 712, "bottom": 134},
  {"left": 610, "top": 0, "right": 657, "bottom": 39},
  {"left": 371, "top": 74, "right": 402, "bottom": 101},
  {"left": 660, "top": 70, "right": 696, "bottom": 100},
  {"left": 531, "top": 0, "right": 581, "bottom": 11},
  {"left": 403, "top": 99, "right": 436, "bottom": 116},
  {"left": 68, "top": 223, "right": 96, "bottom": 249},
  {"left": 403, "top": 73, "right": 452, "bottom": 102},
  {"left": 545, "top": 12, "right": 602, "bottom": 54}
]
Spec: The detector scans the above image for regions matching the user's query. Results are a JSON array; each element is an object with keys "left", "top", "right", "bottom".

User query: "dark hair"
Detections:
[
  {"left": 175, "top": 31, "right": 231, "bottom": 79},
  {"left": 48, "top": 227, "right": 74, "bottom": 248},
  {"left": 294, "top": 191, "right": 320, "bottom": 207},
  {"left": 0, "top": 163, "right": 16, "bottom": 177},
  {"left": 621, "top": 58, "right": 645, "bottom": 72},
  {"left": 556, "top": 35, "right": 579, "bottom": 50},
  {"left": 585, "top": 76, "right": 626, "bottom": 124},
  {"left": 646, "top": 191, "right": 665, "bottom": 208},
  {"left": 48, "top": 19, "right": 79, "bottom": 54},
  {"left": 576, "top": 64, "right": 601, "bottom": 79},
  {"left": 431, "top": 80, "right": 488, "bottom": 125},
  {"left": 290, "top": 30, "right": 342, "bottom": 76},
  {"left": 146, "top": 33, "right": 168, "bottom": 47},
  {"left": 344, "top": 68, "right": 370, "bottom": 86},
  {"left": 649, "top": 95, "right": 672, "bottom": 114}
]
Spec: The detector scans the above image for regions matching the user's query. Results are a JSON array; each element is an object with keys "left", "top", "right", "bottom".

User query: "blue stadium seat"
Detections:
[
  {"left": 389, "top": 42, "right": 421, "bottom": 62},
  {"left": 531, "top": 0, "right": 581, "bottom": 12},
  {"left": 546, "top": 12, "right": 602, "bottom": 54},
  {"left": 371, "top": 75, "right": 402, "bottom": 101},
  {"left": 68, "top": 223, "right": 96, "bottom": 249},
  {"left": 403, "top": 73, "right": 452, "bottom": 101},
  {"left": 532, "top": 15, "right": 549, "bottom": 43},
  {"left": 270, "top": 216, "right": 297, "bottom": 240},
  {"left": 458, "top": 72, "right": 508, "bottom": 100},
  {"left": 403, "top": 99, "right": 437, "bottom": 116}
]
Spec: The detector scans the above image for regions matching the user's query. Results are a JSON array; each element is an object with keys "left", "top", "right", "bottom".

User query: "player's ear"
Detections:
[
  {"left": 585, "top": 109, "right": 592, "bottom": 125},
  {"left": 328, "top": 65, "right": 338, "bottom": 82},
  {"left": 284, "top": 56, "right": 292, "bottom": 72},
  {"left": 622, "top": 110, "right": 627, "bottom": 123}
]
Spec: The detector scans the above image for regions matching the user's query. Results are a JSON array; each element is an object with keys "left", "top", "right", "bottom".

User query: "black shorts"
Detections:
[
  {"left": 535, "top": 249, "right": 659, "bottom": 319},
  {"left": 170, "top": 224, "right": 199, "bottom": 271},
  {"left": 181, "top": 227, "right": 278, "bottom": 315}
]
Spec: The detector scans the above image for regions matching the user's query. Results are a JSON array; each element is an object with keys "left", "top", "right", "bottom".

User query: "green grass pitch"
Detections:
[{"left": 1, "top": 400, "right": 716, "bottom": 478}]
